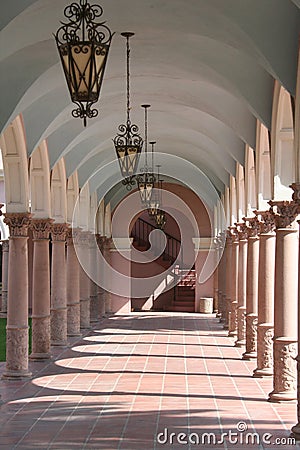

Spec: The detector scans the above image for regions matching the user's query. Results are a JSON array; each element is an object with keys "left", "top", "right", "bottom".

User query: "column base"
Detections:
[
  {"left": 67, "top": 332, "right": 82, "bottom": 337},
  {"left": 80, "top": 325, "right": 92, "bottom": 330},
  {"left": 228, "top": 330, "right": 237, "bottom": 337},
  {"left": 235, "top": 339, "right": 246, "bottom": 347},
  {"left": 253, "top": 367, "right": 273, "bottom": 378},
  {"left": 51, "top": 340, "right": 68, "bottom": 347},
  {"left": 30, "top": 352, "right": 51, "bottom": 361},
  {"left": 268, "top": 390, "right": 297, "bottom": 402},
  {"left": 242, "top": 351, "right": 257, "bottom": 360},
  {"left": 2, "top": 369, "right": 32, "bottom": 380}
]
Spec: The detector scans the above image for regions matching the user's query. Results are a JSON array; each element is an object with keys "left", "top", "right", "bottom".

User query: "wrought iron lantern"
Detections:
[
  {"left": 137, "top": 105, "right": 155, "bottom": 205},
  {"left": 114, "top": 32, "right": 143, "bottom": 187},
  {"left": 148, "top": 161, "right": 160, "bottom": 219},
  {"left": 54, "top": 0, "right": 114, "bottom": 127},
  {"left": 155, "top": 209, "right": 167, "bottom": 230}
]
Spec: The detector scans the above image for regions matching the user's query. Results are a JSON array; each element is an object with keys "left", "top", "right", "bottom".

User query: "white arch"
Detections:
[
  {"left": 295, "top": 45, "right": 300, "bottom": 181},
  {"left": 271, "top": 82, "right": 295, "bottom": 200},
  {"left": 245, "top": 145, "right": 257, "bottom": 215},
  {"left": 104, "top": 203, "right": 112, "bottom": 238},
  {"left": 78, "top": 183, "right": 90, "bottom": 231},
  {"left": 224, "top": 187, "right": 230, "bottom": 228},
  {"left": 66, "top": 171, "right": 79, "bottom": 226},
  {"left": 29, "top": 140, "right": 51, "bottom": 218},
  {"left": 0, "top": 115, "right": 29, "bottom": 213},
  {"left": 236, "top": 163, "right": 245, "bottom": 222},
  {"left": 229, "top": 175, "right": 237, "bottom": 226},
  {"left": 51, "top": 158, "right": 67, "bottom": 223},
  {"left": 256, "top": 121, "right": 272, "bottom": 210},
  {"left": 96, "top": 199, "right": 105, "bottom": 236}
]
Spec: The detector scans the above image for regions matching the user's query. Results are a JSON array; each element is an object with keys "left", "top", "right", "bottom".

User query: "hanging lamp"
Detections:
[
  {"left": 137, "top": 105, "right": 155, "bottom": 205},
  {"left": 113, "top": 32, "right": 143, "bottom": 189},
  {"left": 54, "top": 0, "right": 114, "bottom": 127}
]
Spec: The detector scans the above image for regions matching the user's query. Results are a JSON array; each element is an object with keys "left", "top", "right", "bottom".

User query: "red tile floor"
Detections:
[{"left": 0, "top": 312, "right": 298, "bottom": 449}]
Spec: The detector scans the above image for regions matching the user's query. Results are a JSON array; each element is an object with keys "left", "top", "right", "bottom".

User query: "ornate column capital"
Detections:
[
  {"left": 254, "top": 210, "right": 276, "bottom": 235},
  {"left": 31, "top": 218, "right": 53, "bottom": 240},
  {"left": 228, "top": 226, "right": 239, "bottom": 244},
  {"left": 51, "top": 223, "right": 69, "bottom": 242},
  {"left": 66, "top": 227, "right": 81, "bottom": 246},
  {"left": 1, "top": 239, "right": 9, "bottom": 251},
  {"left": 77, "top": 230, "right": 91, "bottom": 247},
  {"left": 235, "top": 222, "right": 248, "bottom": 241},
  {"left": 268, "top": 200, "right": 299, "bottom": 229},
  {"left": 4, "top": 212, "right": 32, "bottom": 237},
  {"left": 243, "top": 216, "right": 260, "bottom": 238}
]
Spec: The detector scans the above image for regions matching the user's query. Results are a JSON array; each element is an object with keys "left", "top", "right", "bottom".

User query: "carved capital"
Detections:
[
  {"left": 1, "top": 240, "right": 9, "bottom": 252},
  {"left": 269, "top": 200, "right": 299, "bottom": 229},
  {"left": 51, "top": 223, "right": 69, "bottom": 242},
  {"left": 228, "top": 226, "right": 239, "bottom": 244},
  {"left": 235, "top": 222, "right": 248, "bottom": 241},
  {"left": 4, "top": 213, "right": 32, "bottom": 237},
  {"left": 254, "top": 210, "right": 275, "bottom": 234},
  {"left": 243, "top": 216, "right": 260, "bottom": 238},
  {"left": 31, "top": 218, "right": 53, "bottom": 240},
  {"left": 66, "top": 227, "right": 81, "bottom": 246}
]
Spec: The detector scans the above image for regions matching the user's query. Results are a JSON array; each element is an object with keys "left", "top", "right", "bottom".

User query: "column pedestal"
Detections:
[
  {"left": 30, "top": 219, "right": 53, "bottom": 361},
  {"left": 50, "top": 223, "right": 68, "bottom": 347},
  {"left": 2, "top": 213, "right": 32, "bottom": 379}
]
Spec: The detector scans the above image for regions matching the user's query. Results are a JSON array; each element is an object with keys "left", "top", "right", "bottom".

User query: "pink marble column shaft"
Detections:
[
  {"left": 30, "top": 218, "right": 53, "bottom": 360},
  {"left": 268, "top": 200, "right": 298, "bottom": 402},
  {"left": 2, "top": 213, "right": 32, "bottom": 379},
  {"left": 253, "top": 211, "right": 275, "bottom": 377},
  {"left": 242, "top": 217, "right": 260, "bottom": 360},
  {"left": 78, "top": 231, "right": 91, "bottom": 329},
  {"left": 1, "top": 240, "right": 9, "bottom": 313},
  {"left": 217, "top": 235, "right": 226, "bottom": 321},
  {"left": 66, "top": 229, "right": 81, "bottom": 336},
  {"left": 89, "top": 234, "right": 99, "bottom": 322},
  {"left": 228, "top": 227, "right": 239, "bottom": 337},
  {"left": 50, "top": 223, "right": 68, "bottom": 346},
  {"left": 103, "top": 238, "right": 112, "bottom": 314},
  {"left": 235, "top": 223, "right": 248, "bottom": 347},
  {"left": 224, "top": 235, "right": 232, "bottom": 329},
  {"left": 213, "top": 239, "right": 219, "bottom": 313},
  {"left": 96, "top": 235, "right": 106, "bottom": 318}
]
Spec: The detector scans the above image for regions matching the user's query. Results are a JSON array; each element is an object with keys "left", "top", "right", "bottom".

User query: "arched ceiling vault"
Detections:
[{"left": 1, "top": 0, "right": 299, "bottom": 204}]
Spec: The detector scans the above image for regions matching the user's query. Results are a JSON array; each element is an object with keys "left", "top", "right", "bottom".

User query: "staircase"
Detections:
[{"left": 131, "top": 218, "right": 196, "bottom": 312}]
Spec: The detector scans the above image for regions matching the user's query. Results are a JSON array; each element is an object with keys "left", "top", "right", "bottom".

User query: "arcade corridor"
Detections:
[{"left": 0, "top": 313, "right": 296, "bottom": 450}]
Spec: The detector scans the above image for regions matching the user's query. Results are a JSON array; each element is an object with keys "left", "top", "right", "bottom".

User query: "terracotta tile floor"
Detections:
[{"left": 0, "top": 312, "right": 299, "bottom": 449}]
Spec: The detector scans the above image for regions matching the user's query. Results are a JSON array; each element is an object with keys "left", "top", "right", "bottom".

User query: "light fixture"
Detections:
[
  {"left": 148, "top": 161, "right": 160, "bottom": 219},
  {"left": 54, "top": 0, "right": 114, "bottom": 126},
  {"left": 154, "top": 171, "right": 167, "bottom": 230},
  {"left": 114, "top": 32, "right": 143, "bottom": 188},
  {"left": 137, "top": 105, "right": 155, "bottom": 205}
]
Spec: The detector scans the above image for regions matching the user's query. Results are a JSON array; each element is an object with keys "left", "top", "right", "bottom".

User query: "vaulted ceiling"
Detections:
[{"left": 1, "top": 0, "right": 299, "bottom": 204}]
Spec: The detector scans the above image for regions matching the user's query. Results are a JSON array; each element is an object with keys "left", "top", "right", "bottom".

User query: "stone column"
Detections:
[
  {"left": 2, "top": 213, "right": 32, "bottom": 379},
  {"left": 66, "top": 228, "right": 81, "bottom": 336},
  {"left": 1, "top": 240, "right": 9, "bottom": 313},
  {"left": 103, "top": 237, "right": 112, "bottom": 314},
  {"left": 217, "top": 234, "right": 226, "bottom": 321},
  {"left": 50, "top": 223, "right": 68, "bottom": 346},
  {"left": 89, "top": 234, "right": 99, "bottom": 323},
  {"left": 78, "top": 231, "right": 91, "bottom": 329},
  {"left": 228, "top": 227, "right": 239, "bottom": 337},
  {"left": 291, "top": 183, "right": 300, "bottom": 437},
  {"left": 235, "top": 223, "right": 248, "bottom": 347},
  {"left": 213, "top": 238, "right": 219, "bottom": 314},
  {"left": 268, "top": 201, "right": 298, "bottom": 402},
  {"left": 223, "top": 234, "right": 232, "bottom": 329},
  {"left": 242, "top": 217, "right": 260, "bottom": 360},
  {"left": 30, "top": 218, "right": 53, "bottom": 360},
  {"left": 253, "top": 211, "right": 275, "bottom": 377},
  {"left": 96, "top": 235, "right": 106, "bottom": 318}
]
